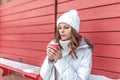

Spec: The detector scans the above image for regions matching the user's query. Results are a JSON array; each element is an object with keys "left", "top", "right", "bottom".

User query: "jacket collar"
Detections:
[{"left": 77, "top": 38, "right": 89, "bottom": 49}]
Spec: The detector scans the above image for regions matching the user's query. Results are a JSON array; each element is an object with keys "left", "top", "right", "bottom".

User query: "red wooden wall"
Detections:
[
  {"left": 57, "top": 0, "right": 120, "bottom": 79},
  {"left": 0, "top": 0, "right": 55, "bottom": 66},
  {"left": 0, "top": 0, "right": 120, "bottom": 79}
]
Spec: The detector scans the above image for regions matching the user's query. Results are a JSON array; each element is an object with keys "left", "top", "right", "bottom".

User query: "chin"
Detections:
[{"left": 61, "top": 38, "right": 70, "bottom": 41}]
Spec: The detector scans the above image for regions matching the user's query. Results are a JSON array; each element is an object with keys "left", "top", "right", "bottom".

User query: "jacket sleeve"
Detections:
[
  {"left": 40, "top": 56, "right": 54, "bottom": 80},
  {"left": 55, "top": 48, "right": 92, "bottom": 80}
]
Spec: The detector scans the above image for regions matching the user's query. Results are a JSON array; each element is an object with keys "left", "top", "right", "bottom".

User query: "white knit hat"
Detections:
[{"left": 57, "top": 10, "right": 80, "bottom": 33}]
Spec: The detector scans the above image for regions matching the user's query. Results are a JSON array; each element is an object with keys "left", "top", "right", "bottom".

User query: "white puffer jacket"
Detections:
[{"left": 40, "top": 39, "right": 92, "bottom": 80}]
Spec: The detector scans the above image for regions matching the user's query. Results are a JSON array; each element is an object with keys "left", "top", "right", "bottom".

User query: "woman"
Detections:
[{"left": 40, "top": 10, "right": 93, "bottom": 80}]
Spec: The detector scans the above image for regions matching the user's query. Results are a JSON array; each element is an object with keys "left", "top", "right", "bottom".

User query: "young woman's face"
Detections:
[{"left": 58, "top": 23, "right": 72, "bottom": 41}]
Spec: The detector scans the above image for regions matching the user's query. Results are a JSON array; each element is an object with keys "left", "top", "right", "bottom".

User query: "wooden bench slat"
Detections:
[
  {"left": 0, "top": 58, "right": 41, "bottom": 79},
  {"left": 0, "top": 53, "right": 45, "bottom": 66}
]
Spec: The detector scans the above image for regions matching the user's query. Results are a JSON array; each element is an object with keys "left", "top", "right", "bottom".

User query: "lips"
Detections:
[
  {"left": 61, "top": 35, "right": 65, "bottom": 37},
  {"left": 60, "top": 34, "right": 65, "bottom": 36}
]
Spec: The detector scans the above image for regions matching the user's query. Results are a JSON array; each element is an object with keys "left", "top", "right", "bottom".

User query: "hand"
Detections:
[{"left": 46, "top": 45, "right": 62, "bottom": 62}]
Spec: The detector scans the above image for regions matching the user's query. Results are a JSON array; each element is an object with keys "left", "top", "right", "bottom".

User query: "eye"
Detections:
[
  {"left": 58, "top": 26, "right": 62, "bottom": 29},
  {"left": 64, "top": 26, "right": 70, "bottom": 29}
]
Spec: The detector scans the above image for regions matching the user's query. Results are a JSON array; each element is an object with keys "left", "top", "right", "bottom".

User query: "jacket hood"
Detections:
[{"left": 77, "top": 38, "right": 89, "bottom": 49}]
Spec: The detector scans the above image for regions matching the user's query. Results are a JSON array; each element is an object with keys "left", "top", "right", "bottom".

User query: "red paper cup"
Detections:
[{"left": 48, "top": 43, "right": 59, "bottom": 50}]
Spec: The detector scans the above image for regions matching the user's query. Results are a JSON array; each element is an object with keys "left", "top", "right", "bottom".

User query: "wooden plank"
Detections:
[
  {"left": 1, "top": 5, "right": 54, "bottom": 21},
  {"left": 0, "top": 53, "right": 45, "bottom": 66},
  {"left": 92, "top": 69, "right": 120, "bottom": 79},
  {"left": 57, "top": 4, "right": 120, "bottom": 20},
  {"left": 78, "top": 4, "right": 120, "bottom": 20},
  {"left": 0, "top": 24, "right": 54, "bottom": 34},
  {"left": 1, "top": 15, "right": 55, "bottom": 28},
  {"left": 0, "top": 0, "right": 33, "bottom": 10},
  {"left": 80, "top": 18, "right": 120, "bottom": 32},
  {"left": 58, "top": 0, "right": 74, "bottom": 3},
  {"left": 93, "top": 57, "right": 120, "bottom": 73},
  {"left": 0, "top": 64, "right": 40, "bottom": 79},
  {"left": 93, "top": 45, "right": 120, "bottom": 58},
  {"left": 81, "top": 32, "right": 120, "bottom": 44},
  {"left": 0, "top": 0, "right": 54, "bottom": 16},
  {"left": 0, "top": 47, "right": 46, "bottom": 59},
  {"left": 0, "top": 34, "right": 54, "bottom": 41},
  {"left": 57, "top": 0, "right": 120, "bottom": 12},
  {"left": 21, "top": 56, "right": 45, "bottom": 66},
  {"left": 0, "top": 41, "right": 48, "bottom": 50}
]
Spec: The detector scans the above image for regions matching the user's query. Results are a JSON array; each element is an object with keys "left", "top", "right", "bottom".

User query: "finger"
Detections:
[
  {"left": 48, "top": 56, "right": 54, "bottom": 61},
  {"left": 47, "top": 44, "right": 60, "bottom": 51},
  {"left": 49, "top": 46, "right": 59, "bottom": 54},
  {"left": 47, "top": 45, "right": 51, "bottom": 48},
  {"left": 47, "top": 53, "right": 54, "bottom": 60},
  {"left": 50, "top": 46, "right": 59, "bottom": 52},
  {"left": 47, "top": 47, "right": 57, "bottom": 55},
  {"left": 47, "top": 51, "right": 55, "bottom": 58}
]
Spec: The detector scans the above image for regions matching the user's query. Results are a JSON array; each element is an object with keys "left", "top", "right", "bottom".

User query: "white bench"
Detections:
[
  {"left": 0, "top": 57, "right": 41, "bottom": 80},
  {"left": 0, "top": 57, "right": 118, "bottom": 80},
  {"left": 89, "top": 74, "right": 112, "bottom": 80}
]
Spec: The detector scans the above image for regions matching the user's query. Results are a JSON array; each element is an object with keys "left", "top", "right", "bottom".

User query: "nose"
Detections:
[{"left": 61, "top": 28, "right": 65, "bottom": 33}]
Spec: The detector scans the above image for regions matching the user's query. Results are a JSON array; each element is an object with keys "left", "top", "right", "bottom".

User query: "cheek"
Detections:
[
  {"left": 67, "top": 30, "right": 71, "bottom": 38},
  {"left": 68, "top": 29, "right": 72, "bottom": 35}
]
